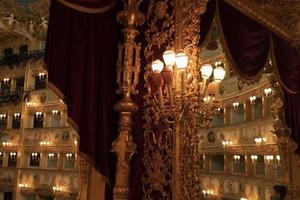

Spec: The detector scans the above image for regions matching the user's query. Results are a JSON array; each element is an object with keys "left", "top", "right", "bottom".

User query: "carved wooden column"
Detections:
[{"left": 112, "top": 1, "right": 144, "bottom": 200}]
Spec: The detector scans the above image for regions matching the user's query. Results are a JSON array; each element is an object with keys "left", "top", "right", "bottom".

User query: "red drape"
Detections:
[
  {"left": 44, "top": 1, "right": 120, "bottom": 196},
  {"left": 199, "top": 0, "right": 217, "bottom": 45},
  {"left": 215, "top": 0, "right": 300, "bottom": 154},
  {"left": 217, "top": 0, "right": 270, "bottom": 80}
]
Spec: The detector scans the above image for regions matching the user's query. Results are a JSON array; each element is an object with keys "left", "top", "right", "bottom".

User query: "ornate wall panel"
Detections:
[
  {"left": 142, "top": 0, "right": 209, "bottom": 199},
  {"left": 142, "top": 0, "right": 175, "bottom": 199}
]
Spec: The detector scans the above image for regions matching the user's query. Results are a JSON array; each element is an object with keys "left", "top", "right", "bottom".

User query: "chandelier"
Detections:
[{"left": 149, "top": 49, "right": 226, "bottom": 125}]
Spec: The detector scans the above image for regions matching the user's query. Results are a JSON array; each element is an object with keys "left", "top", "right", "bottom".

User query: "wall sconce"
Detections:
[
  {"left": 53, "top": 186, "right": 63, "bottom": 193},
  {"left": 26, "top": 102, "right": 36, "bottom": 107},
  {"left": 9, "top": 152, "right": 17, "bottom": 159},
  {"left": 214, "top": 107, "right": 222, "bottom": 115},
  {"left": 66, "top": 153, "right": 73, "bottom": 160},
  {"left": 233, "top": 102, "right": 240, "bottom": 110},
  {"left": 0, "top": 114, "right": 7, "bottom": 120},
  {"left": 39, "top": 141, "right": 50, "bottom": 146},
  {"left": 48, "top": 153, "right": 56, "bottom": 159},
  {"left": 35, "top": 112, "right": 43, "bottom": 118},
  {"left": 2, "top": 142, "right": 12, "bottom": 147},
  {"left": 18, "top": 184, "right": 28, "bottom": 189},
  {"left": 13, "top": 113, "right": 21, "bottom": 120},
  {"left": 234, "top": 155, "right": 241, "bottom": 163},
  {"left": 203, "top": 95, "right": 215, "bottom": 104},
  {"left": 240, "top": 198, "right": 247, "bottom": 200},
  {"left": 31, "top": 152, "right": 39, "bottom": 159},
  {"left": 222, "top": 140, "right": 232, "bottom": 147},
  {"left": 251, "top": 155, "right": 258, "bottom": 163},
  {"left": 38, "top": 72, "right": 46, "bottom": 80},
  {"left": 74, "top": 140, "right": 78, "bottom": 146},
  {"left": 0, "top": 152, "right": 2, "bottom": 156},
  {"left": 249, "top": 96, "right": 256, "bottom": 104},
  {"left": 264, "top": 88, "right": 272, "bottom": 96},
  {"left": 276, "top": 155, "right": 280, "bottom": 162},
  {"left": 265, "top": 155, "right": 274, "bottom": 164},
  {"left": 52, "top": 110, "right": 59, "bottom": 115},
  {"left": 203, "top": 189, "right": 214, "bottom": 196},
  {"left": 3, "top": 78, "right": 10, "bottom": 84},
  {"left": 254, "top": 137, "right": 266, "bottom": 146}
]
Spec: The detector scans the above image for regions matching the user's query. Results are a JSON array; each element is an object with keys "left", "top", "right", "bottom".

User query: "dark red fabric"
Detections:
[
  {"left": 199, "top": 0, "right": 216, "bottom": 45},
  {"left": 216, "top": 0, "right": 300, "bottom": 155},
  {"left": 273, "top": 34, "right": 300, "bottom": 154},
  {"left": 45, "top": 0, "right": 120, "bottom": 189},
  {"left": 218, "top": 0, "right": 270, "bottom": 79},
  {"left": 285, "top": 93, "right": 300, "bottom": 154},
  {"left": 272, "top": 34, "right": 300, "bottom": 93}
]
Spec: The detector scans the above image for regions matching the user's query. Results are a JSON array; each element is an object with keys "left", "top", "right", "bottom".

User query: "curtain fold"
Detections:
[
  {"left": 199, "top": 0, "right": 217, "bottom": 45},
  {"left": 217, "top": 0, "right": 269, "bottom": 80},
  {"left": 272, "top": 34, "right": 300, "bottom": 94},
  {"left": 44, "top": 0, "right": 120, "bottom": 194},
  {"left": 214, "top": 0, "right": 300, "bottom": 155}
]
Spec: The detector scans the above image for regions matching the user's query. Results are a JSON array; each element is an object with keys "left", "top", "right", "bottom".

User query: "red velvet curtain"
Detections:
[
  {"left": 273, "top": 34, "right": 300, "bottom": 153},
  {"left": 215, "top": 0, "right": 300, "bottom": 154},
  {"left": 44, "top": 1, "right": 121, "bottom": 198},
  {"left": 199, "top": 0, "right": 216, "bottom": 45},
  {"left": 217, "top": 0, "right": 270, "bottom": 80}
]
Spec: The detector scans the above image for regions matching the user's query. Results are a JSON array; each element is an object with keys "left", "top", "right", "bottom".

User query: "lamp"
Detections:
[
  {"left": 175, "top": 52, "right": 188, "bottom": 69},
  {"left": 213, "top": 61, "right": 226, "bottom": 82},
  {"left": 3, "top": 78, "right": 10, "bottom": 84},
  {"left": 264, "top": 88, "right": 272, "bottom": 96},
  {"left": 233, "top": 102, "right": 240, "bottom": 109},
  {"left": 265, "top": 155, "right": 274, "bottom": 165},
  {"left": 234, "top": 155, "right": 241, "bottom": 163},
  {"left": 200, "top": 64, "right": 213, "bottom": 80},
  {"left": 163, "top": 50, "right": 176, "bottom": 67},
  {"left": 52, "top": 110, "right": 59, "bottom": 115},
  {"left": 222, "top": 140, "right": 232, "bottom": 147},
  {"left": 13, "top": 113, "right": 21, "bottom": 120},
  {"left": 152, "top": 59, "right": 164, "bottom": 73},
  {"left": 249, "top": 96, "right": 256, "bottom": 104},
  {"left": 251, "top": 155, "right": 258, "bottom": 163}
]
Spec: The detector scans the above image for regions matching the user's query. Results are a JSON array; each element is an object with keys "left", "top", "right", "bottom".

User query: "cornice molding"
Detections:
[{"left": 225, "top": 0, "right": 300, "bottom": 44}]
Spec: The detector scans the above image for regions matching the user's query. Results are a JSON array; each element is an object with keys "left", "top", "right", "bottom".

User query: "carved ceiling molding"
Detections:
[{"left": 225, "top": 0, "right": 300, "bottom": 44}]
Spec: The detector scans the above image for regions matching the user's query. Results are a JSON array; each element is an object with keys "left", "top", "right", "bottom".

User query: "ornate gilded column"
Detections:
[{"left": 112, "top": 1, "right": 145, "bottom": 200}]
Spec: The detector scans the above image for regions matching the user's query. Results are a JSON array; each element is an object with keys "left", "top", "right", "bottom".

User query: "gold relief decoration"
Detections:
[
  {"left": 268, "top": 74, "right": 291, "bottom": 185},
  {"left": 142, "top": 0, "right": 175, "bottom": 199},
  {"left": 113, "top": 0, "right": 145, "bottom": 200},
  {"left": 142, "top": 0, "right": 219, "bottom": 199}
]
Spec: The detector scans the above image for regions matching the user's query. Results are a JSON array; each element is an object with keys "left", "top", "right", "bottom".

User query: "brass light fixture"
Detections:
[{"left": 150, "top": 49, "right": 226, "bottom": 122}]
